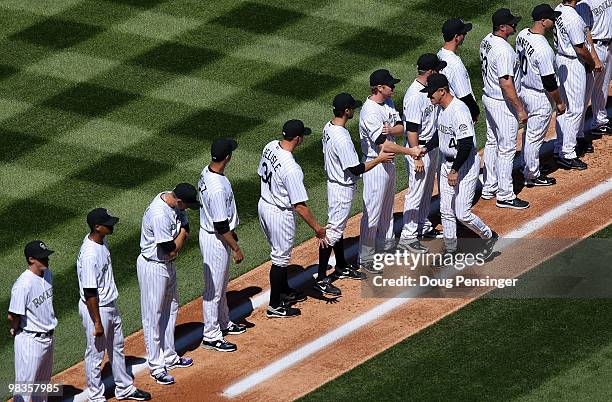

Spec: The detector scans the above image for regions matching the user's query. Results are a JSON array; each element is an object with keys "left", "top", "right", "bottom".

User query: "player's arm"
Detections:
[
  {"left": 209, "top": 190, "right": 243, "bottom": 263},
  {"left": 574, "top": 42, "right": 596, "bottom": 70},
  {"left": 499, "top": 75, "right": 527, "bottom": 123},
  {"left": 84, "top": 288, "right": 104, "bottom": 337},
  {"left": 585, "top": 29, "right": 603, "bottom": 72},
  {"left": 423, "top": 131, "right": 439, "bottom": 151},
  {"left": 214, "top": 220, "right": 244, "bottom": 264},
  {"left": 158, "top": 228, "right": 188, "bottom": 259},
  {"left": 406, "top": 122, "right": 425, "bottom": 172},
  {"left": 459, "top": 94, "right": 480, "bottom": 122},
  {"left": 381, "top": 139, "right": 425, "bottom": 159},
  {"left": 7, "top": 312, "right": 21, "bottom": 337},
  {"left": 382, "top": 121, "right": 405, "bottom": 137},
  {"left": 293, "top": 202, "right": 327, "bottom": 242},
  {"left": 8, "top": 284, "right": 27, "bottom": 337},
  {"left": 541, "top": 74, "right": 566, "bottom": 115}
]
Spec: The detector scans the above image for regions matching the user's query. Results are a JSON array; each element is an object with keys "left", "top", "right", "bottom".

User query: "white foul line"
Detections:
[{"left": 222, "top": 177, "right": 612, "bottom": 398}]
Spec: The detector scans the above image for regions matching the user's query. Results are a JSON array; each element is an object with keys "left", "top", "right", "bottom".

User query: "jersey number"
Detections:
[
  {"left": 260, "top": 162, "right": 272, "bottom": 192},
  {"left": 449, "top": 137, "right": 457, "bottom": 148},
  {"left": 518, "top": 49, "right": 528, "bottom": 75},
  {"left": 480, "top": 53, "right": 488, "bottom": 77}
]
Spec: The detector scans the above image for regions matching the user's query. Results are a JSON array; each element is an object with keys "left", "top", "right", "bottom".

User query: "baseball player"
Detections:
[
  {"left": 577, "top": 0, "right": 612, "bottom": 135},
  {"left": 421, "top": 74, "right": 498, "bottom": 258},
  {"left": 258, "top": 119, "right": 328, "bottom": 318},
  {"left": 553, "top": 0, "right": 597, "bottom": 169},
  {"left": 77, "top": 208, "right": 151, "bottom": 401},
  {"left": 480, "top": 8, "right": 530, "bottom": 209},
  {"left": 316, "top": 93, "right": 394, "bottom": 297},
  {"left": 137, "top": 183, "right": 198, "bottom": 385},
  {"left": 516, "top": 4, "right": 567, "bottom": 187},
  {"left": 198, "top": 138, "right": 246, "bottom": 352},
  {"left": 397, "top": 54, "right": 446, "bottom": 254},
  {"left": 438, "top": 18, "right": 481, "bottom": 122},
  {"left": 9, "top": 240, "right": 57, "bottom": 402}
]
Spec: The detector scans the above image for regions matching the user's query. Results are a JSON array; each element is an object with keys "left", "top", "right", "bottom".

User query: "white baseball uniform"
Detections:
[
  {"left": 437, "top": 98, "right": 493, "bottom": 252},
  {"left": 577, "top": 0, "right": 612, "bottom": 130},
  {"left": 480, "top": 32, "right": 522, "bottom": 201},
  {"left": 400, "top": 79, "right": 440, "bottom": 240},
  {"left": 198, "top": 166, "right": 239, "bottom": 342},
  {"left": 77, "top": 235, "right": 136, "bottom": 402},
  {"left": 358, "top": 97, "right": 401, "bottom": 263},
  {"left": 258, "top": 140, "right": 309, "bottom": 267},
  {"left": 515, "top": 28, "right": 557, "bottom": 179},
  {"left": 554, "top": 3, "right": 589, "bottom": 158},
  {"left": 9, "top": 268, "right": 57, "bottom": 402},
  {"left": 438, "top": 47, "right": 475, "bottom": 98},
  {"left": 137, "top": 193, "right": 185, "bottom": 376},
  {"left": 322, "top": 121, "right": 360, "bottom": 246}
]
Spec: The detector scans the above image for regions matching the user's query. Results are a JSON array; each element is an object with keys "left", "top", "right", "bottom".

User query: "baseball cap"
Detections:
[
  {"left": 24, "top": 240, "right": 54, "bottom": 259},
  {"left": 442, "top": 18, "right": 473, "bottom": 38},
  {"left": 282, "top": 119, "right": 312, "bottom": 139},
  {"left": 417, "top": 53, "right": 448, "bottom": 72},
  {"left": 333, "top": 93, "right": 363, "bottom": 111},
  {"left": 87, "top": 208, "right": 119, "bottom": 227},
  {"left": 369, "top": 69, "right": 401, "bottom": 87},
  {"left": 493, "top": 8, "right": 522, "bottom": 28},
  {"left": 531, "top": 4, "right": 561, "bottom": 21},
  {"left": 420, "top": 73, "right": 449, "bottom": 95},
  {"left": 211, "top": 138, "right": 238, "bottom": 162},
  {"left": 173, "top": 183, "right": 201, "bottom": 207}
]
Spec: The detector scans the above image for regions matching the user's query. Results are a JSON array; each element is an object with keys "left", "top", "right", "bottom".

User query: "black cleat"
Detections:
[
  {"left": 420, "top": 228, "right": 444, "bottom": 239},
  {"left": 222, "top": 323, "right": 247, "bottom": 336},
  {"left": 118, "top": 389, "right": 152, "bottom": 401},
  {"left": 592, "top": 124, "right": 612, "bottom": 135},
  {"left": 201, "top": 338, "right": 237, "bottom": 352},
  {"left": 281, "top": 288, "right": 306, "bottom": 303},
  {"left": 333, "top": 264, "right": 366, "bottom": 280},
  {"left": 267, "top": 302, "right": 301, "bottom": 318},
  {"left": 524, "top": 175, "right": 556, "bottom": 187},
  {"left": 556, "top": 157, "right": 587, "bottom": 170},
  {"left": 360, "top": 261, "right": 383, "bottom": 275},
  {"left": 496, "top": 198, "right": 530, "bottom": 209},
  {"left": 313, "top": 277, "right": 342, "bottom": 297},
  {"left": 481, "top": 231, "right": 499, "bottom": 261}
]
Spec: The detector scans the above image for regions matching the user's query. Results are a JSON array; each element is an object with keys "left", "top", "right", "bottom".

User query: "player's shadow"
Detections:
[
  {"left": 50, "top": 385, "right": 83, "bottom": 401},
  {"left": 227, "top": 285, "right": 262, "bottom": 325}
]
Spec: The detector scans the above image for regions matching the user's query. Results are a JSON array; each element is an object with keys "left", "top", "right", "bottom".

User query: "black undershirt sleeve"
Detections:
[
  {"left": 405, "top": 121, "right": 420, "bottom": 133},
  {"left": 347, "top": 163, "right": 366, "bottom": 176},
  {"left": 84, "top": 288, "right": 98, "bottom": 299},
  {"left": 459, "top": 94, "right": 480, "bottom": 121},
  {"left": 424, "top": 131, "right": 439, "bottom": 152},
  {"left": 374, "top": 134, "right": 386, "bottom": 145},
  {"left": 541, "top": 74, "right": 558, "bottom": 92},
  {"left": 159, "top": 241, "right": 176, "bottom": 254},
  {"left": 213, "top": 219, "right": 230, "bottom": 235},
  {"left": 451, "top": 137, "right": 474, "bottom": 171}
]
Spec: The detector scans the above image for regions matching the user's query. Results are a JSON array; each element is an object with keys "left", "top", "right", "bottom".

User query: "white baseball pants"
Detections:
[
  {"left": 13, "top": 331, "right": 53, "bottom": 402},
  {"left": 555, "top": 54, "right": 586, "bottom": 159},
  {"left": 326, "top": 181, "right": 356, "bottom": 246},
  {"left": 520, "top": 87, "right": 554, "bottom": 180},
  {"left": 400, "top": 150, "right": 438, "bottom": 239},
  {"left": 591, "top": 41, "right": 612, "bottom": 129},
  {"left": 258, "top": 198, "right": 295, "bottom": 267}
]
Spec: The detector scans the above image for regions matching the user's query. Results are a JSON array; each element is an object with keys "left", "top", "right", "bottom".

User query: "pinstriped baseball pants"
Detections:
[
  {"left": 401, "top": 150, "right": 438, "bottom": 239},
  {"left": 521, "top": 87, "right": 553, "bottom": 180},
  {"left": 555, "top": 54, "right": 586, "bottom": 159},
  {"left": 326, "top": 181, "right": 356, "bottom": 246},
  {"left": 258, "top": 198, "right": 295, "bottom": 267},
  {"left": 591, "top": 42, "right": 612, "bottom": 128},
  {"left": 13, "top": 331, "right": 53, "bottom": 402}
]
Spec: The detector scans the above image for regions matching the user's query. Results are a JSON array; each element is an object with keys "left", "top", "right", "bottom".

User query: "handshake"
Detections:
[{"left": 376, "top": 140, "right": 427, "bottom": 163}]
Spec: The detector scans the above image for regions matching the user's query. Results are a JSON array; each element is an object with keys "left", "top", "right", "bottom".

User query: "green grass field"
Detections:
[
  {"left": 0, "top": 0, "right": 558, "bottom": 396},
  {"left": 301, "top": 226, "right": 612, "bottom": 401}
]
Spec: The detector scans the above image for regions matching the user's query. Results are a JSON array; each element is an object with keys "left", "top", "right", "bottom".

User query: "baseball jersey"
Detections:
[
  {"left": 402, "top": 79, "right": 439, "bottom": 143},
  {"left": 555, "top": 4, "right": 588, "bottom": 57},
  {"left": 515, "top": 28, "right": 557, "bottom": 91},
  {"left": 437, "top": 97, "right": 477, "bottom": 163},
  {"left": 359, "top": 97, "right": 401, "bottom": 160},
  {"left": 9, "top": 269, "right": 57, "bottom": 332},
  {"left": 437, "top": 47, "right": 474, "bottom": 98},
  {"left": 480, "top": 33, "right": 521, "bottom": 99},
  {"left": 577, "top": 0, "right": 612, "bottom": 40},
  {"left": 322, "top": 121, "right": 361, "bottom": 186},
  {"left": 198, "top": 165, "right": 239, "bottom": 232},
  {"left": 76, "top": 236, "right": 119, "bottom": 305},
  {"left": 258, "top": 140, "right": 308, "bottom": 209},
  {"left": 140, "top": 193, "right": 186, "bottom": 261}
]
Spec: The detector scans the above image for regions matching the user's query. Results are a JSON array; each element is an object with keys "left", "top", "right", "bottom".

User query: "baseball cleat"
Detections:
[
  {"left": 333, "top": 264, "right": 366, "bottom": 280},
  {"left": 481, "top": 231, "right": 499, "bottom": 261},
  {"left": 223, "top": 323, "right": 247, "bottom": 336},
  {"left": 496, "top": 198, "right": 530, "bottom": 210},
  {"left": 201, "top": 338, "right": 237, "bottom": 352},
  {"left": 360, "top": 261, "right": 383, "bottom": 275},
  {"left": 576, "top": 138, "right": 594, "bottom": 154},
  {"left": 524, "top": 175, "right": 556, "bottom": 187},
  {"left": 592, "top": 124, "right": 612, "bottom": 135},
  {"left": 397, "top": 239, "right": 429, "bottom": 254},
  {"left": 313, "top": 277, "right": 342, "bottom": 297},
  {"left": 556, "top": 157, "right": 587, "bottom": 170},
  {"left": 117, "top": 389, "right": 152, "bottom": 401},
  {"left": 281, "top": 288, "right": 306, "bottom": 303},
  {"left": 167, "top": 356, "right": 193, "bottom": 369},
  {"left": 150, "top": 371, "right": 174, "bottom": 385},
  {"left": 267, "top": 302, "right": 301, "bottom": 318},
  {"left": 420, "top": 228, "right": 444, "bottom": 239}
]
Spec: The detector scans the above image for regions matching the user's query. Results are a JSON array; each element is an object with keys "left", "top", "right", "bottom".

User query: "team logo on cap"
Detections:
[{"left": 39, "top": 242, "right": 47, "bottom": 250}]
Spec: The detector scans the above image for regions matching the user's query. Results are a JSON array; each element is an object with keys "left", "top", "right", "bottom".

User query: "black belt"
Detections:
[
  {"left": 594, "top": 39, "right": 611, "bottom": 45},
  {"left": 22, "top": 329, "right": 54, "bottom": 338},
  {"left": 419, "top": 140, "right": 427, "bottom": 146},
  {"left": 141, "top": 255, "right": 175, "bottom": 263}
]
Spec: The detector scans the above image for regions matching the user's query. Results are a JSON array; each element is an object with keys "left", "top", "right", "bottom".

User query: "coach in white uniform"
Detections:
[
  {"left": 421, "top": 74, "right": 498, "bottom": 258},
  {"left": 480, "top": 8, "right": 530, "bottom": 210},
  {"left": 398, "top": 54, "right": 446, "bottom": 254},
  {"left": 137, "top": 183, "right": 198, "bottom": 385},
  {"left": 554, "top": 0, "right": 596, "bottom": 169},
  {"left": 258, "top": 120, "right": 328, "bottom": 318},
  {"left": 198, "top": 138, "right": 246, "bottom": 352},
  {"left": 438, "top": 18, "right": 481, "bottom": 122},
  {"left": 77, "top": 208, "right": 151, "bottom": 401},
  {"left": 9, "top": 240, "right": 57, "bottom": 402},
  {"left": 516, "top": 4, "right": 567, "bottom": 187},
  {"left": 316, "top": 93, "right": 393, "bottom": 297}
]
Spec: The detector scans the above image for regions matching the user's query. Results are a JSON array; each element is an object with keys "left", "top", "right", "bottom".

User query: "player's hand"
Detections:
[
  {"left": 315, "top": 227, "right": 330, "bottom": 248},
  {"left": 556, "top": 102, "right": 567, "bottom": 116},
  {"left": 9, "top": 328, "right": 16, "bottom": 337},
  {"left": 517, "top": 109, "right": 528, "bottom": 125},
  {"left": 408, "top": 146, "right": 426, "bottom": 159},
  {"left": 382, "top": 122, "right": 390, "bottom": 135},
  {"left": 233, "top": 248, "right": 244, "bottom": 264},
  {"left": 448, "top": 171, "right": 459, "bottom": 186},
  {"left": 93, "top": 321, "right": 104, "bottom": 337},
  {"left": 377, "top": 150, "right": 395, "bottom": 163},
  {"left": 414, "top": 158, "right": 425, "bottom": 173},
  {"left": 594, "top": 59, "right": 604, "bottom": 72}
]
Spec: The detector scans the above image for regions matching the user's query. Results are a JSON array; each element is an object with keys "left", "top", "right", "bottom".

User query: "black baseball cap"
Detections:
[
  {"left": 87, "top": 208, "right": 119, "bottom": 227},
  {"left": 173, "top": 183, "right": 201, "bottom": 207},
  {"left": 420, "top": 73, "right": 449, "bottom": 94},
  {"left": 493, "top": 8, "right": 522, "bottom": 28},
  {"left": 282, "top": 119, "right": 311, "bottom": 139},
  {"left": 417, "top": 53, "right": 447, "bottom": 72},
  {"left": 442, "top": 18, "right": 473, "bottom": 38},
  {"left": 532, "top": 4, "right": 561, "bottom": 21},
  {"left": 333, "top": 93, "right": 363, "bottom": 111},
  {"left": 24, "top": 240, "right": 54, "bottom": 259},
  {"left": 211, "top": 138, "right": 238, "bottom": 162},
  {"left": 369, "top": 69, "right": 401, "bottom": 87}
]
